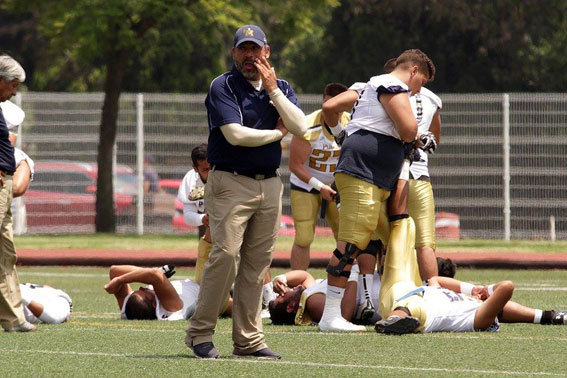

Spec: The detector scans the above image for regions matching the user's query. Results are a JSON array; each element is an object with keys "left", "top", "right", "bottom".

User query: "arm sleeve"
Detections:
[
  {"left": 183, "top": 204, "right": 205, "bottom": 227},
  {"left": 220, "top": 123, "right": 283, "bottom": 147},
  {"left": 269, "top": 88, "right": 306, "bottom": 136}
]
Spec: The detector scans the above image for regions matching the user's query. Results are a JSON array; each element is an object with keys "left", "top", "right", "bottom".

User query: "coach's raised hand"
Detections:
[{"left": 254, "top": 56, "right": 278, "bottom": 92}]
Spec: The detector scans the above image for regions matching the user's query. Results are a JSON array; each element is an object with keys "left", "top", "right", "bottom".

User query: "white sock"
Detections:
[
  {"left": 263, "top": 282, "right": 276, "bottom": 303},
  {"left": 322, "top": 285, "right": 344, "bottom": 319},
  {"left": 329, "top": 124, "right": 343, "bottom": 137},
  {"left": 534, "top": 309, "right": 543, "bottom": 324},
  {"left": 361, "top": 274, "right": 373, "bottom": 301}
]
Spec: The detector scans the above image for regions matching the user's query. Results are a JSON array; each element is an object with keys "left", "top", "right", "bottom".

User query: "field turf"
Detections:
[{"left": 3, "top": 266, "right": 567, "bottom": 377}]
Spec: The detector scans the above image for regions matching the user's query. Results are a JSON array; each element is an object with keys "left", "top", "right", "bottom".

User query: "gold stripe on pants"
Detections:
[{"left": 187, "top": 170, "right": 282, "bottom": 354}]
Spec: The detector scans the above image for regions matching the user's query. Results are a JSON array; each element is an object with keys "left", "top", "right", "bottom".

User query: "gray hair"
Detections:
[{"left": 0, "top": 55, "right": 26, "bottom": 82}]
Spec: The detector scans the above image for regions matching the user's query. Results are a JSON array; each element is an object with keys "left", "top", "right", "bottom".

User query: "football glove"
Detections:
[
  {"left": 160, "top": 264, "right": 176, "bottom": 278},
  {"left": 419, "top": 131, "right": 437, "bottom": 154},
  {"left": 403, "top": 142, "right": 420, "bottom": 164}
]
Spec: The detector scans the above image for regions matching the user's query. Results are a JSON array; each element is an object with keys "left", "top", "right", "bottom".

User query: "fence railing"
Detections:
[{"left": 12, "top": 91, "right": 567, "bottom": 239}]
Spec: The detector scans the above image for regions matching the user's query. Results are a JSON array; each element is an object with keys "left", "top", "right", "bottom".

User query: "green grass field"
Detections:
[
  {"left": 3, "top": 266, "right": 567, "bottom": 377},
  {"left": 13, "top": 234, "right": 567, "bottom": 253}
]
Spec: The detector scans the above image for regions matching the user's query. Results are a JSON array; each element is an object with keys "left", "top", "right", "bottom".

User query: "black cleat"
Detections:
[
  {"left": 191, "top": 342, "right": 219, "bottom": 359},
  {"left": 233, "top": 347, "right": 281, "bottom": 360},
  {"left": 355, "top": 299, "right": 376, "bottom": 325},
  {"left": 375, "top": 315, "right": 420, "bottom": 335},
  {"left": 551, "top": 310, "right": 567, "bottom": 325}
]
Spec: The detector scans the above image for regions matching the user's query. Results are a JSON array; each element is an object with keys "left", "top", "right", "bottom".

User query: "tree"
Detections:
[{"left": 4, "top": 0, "right": 334, "bottom": 232}]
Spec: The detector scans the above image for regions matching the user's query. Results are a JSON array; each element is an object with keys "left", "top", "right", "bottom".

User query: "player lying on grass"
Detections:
[
  {"left": 268, "top": 266, "right": 381, "bottom": 326},
  {"left": 376, "top": 274, "right": 567, "bottom": 334},
  {"left": 105, "top": 265, "right": 232, "bottom": 320},
  {"left": 374, "top": 160, "right": 567, "bottom": 333},
  {"left": 19, "top": 283, "right": 72, "bottom": 324},
  {"left": 269, "top": 257, "right": 454, "bottom": 326}
]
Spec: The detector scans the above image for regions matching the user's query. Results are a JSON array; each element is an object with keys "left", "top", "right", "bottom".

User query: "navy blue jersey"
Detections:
[
  {"left": 0, "top": 108, "right": 15, "bottom": 174},
  {"left": 205, "top": 65, "right": 299, "bottom": 172}
]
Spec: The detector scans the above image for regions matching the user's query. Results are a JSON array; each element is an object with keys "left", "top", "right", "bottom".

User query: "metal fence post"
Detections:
[
  {"left": 503, "top": 93, "right": 511, "bottom": 241},
  {"left": 136, "top": 93, "right": 144, "bottom": 235}
]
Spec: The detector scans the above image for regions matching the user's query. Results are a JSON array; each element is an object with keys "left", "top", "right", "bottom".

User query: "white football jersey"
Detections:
[
  {"left": 346, "top": 74, "right": 410, "bottom": 139},
  {"left": 421, "top": 286, "right": 483, "bottom": 333},
  {"left": 290, "top": 110, "right": 347, "bottom": 191},
  {"left": 410, "top": 87, "right": 442, "bottom": 179},
  {"left": 14, "top": 147, "right": 35, "bottom": 177},
  {"left": 154, "top": 279, "right": 200, "bottom": 321},
  {"left": 177, "top": 169, "right": 206, "bottom": 226},
  {"left": 20, "top": 283, "right": 72, "bottom": 324}
]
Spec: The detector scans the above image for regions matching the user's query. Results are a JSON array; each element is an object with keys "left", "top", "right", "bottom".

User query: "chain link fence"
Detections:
[{"left": 13, "top": 91, "right": 567, "bottom": 239}]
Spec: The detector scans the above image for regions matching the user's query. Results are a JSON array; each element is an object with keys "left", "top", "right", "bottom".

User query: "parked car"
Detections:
[
  {"left": 24, "top": 161, "right": 137, "bottom": 233},
  {"left": 162, "top": 177, "right": 298, "bottom": 236}
]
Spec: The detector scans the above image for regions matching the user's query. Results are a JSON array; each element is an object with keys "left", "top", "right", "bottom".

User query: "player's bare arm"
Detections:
[
  {"left": 321, "top": 89, "right": 358, "bottom": 127},
  {"left": 105, "top": 265, "right": 182, "bottom": 312},
  {"left": 380, "top": 92, "right": 418, "bottom": 142},
  {"left": 273, "top": 270, "right": 315, "bottom": 295}
]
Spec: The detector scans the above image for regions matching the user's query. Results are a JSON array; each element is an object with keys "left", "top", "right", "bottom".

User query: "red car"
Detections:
[{"left": 24, "top": 161, "right": 136, "bottom": 233}]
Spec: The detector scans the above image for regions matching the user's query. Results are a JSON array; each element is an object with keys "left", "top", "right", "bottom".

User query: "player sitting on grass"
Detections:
[
  {"left": 19, "top": 283, "right": 72, "bottom": 324},
  {"left": 105, "top": 265, "right": 232, "bottom": 320},
  {"left": 268, "top": 266, "right": 381, "bottom": 326}
]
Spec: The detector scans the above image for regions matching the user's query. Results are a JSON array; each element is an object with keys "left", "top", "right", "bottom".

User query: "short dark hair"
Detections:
[
  {"left": 437, "top": 257, "right": 457, "bottom": 278},
  {"left": 324, "top": 83, "right": 348, "bottom": 98},
  {"left": 383, "top": 58, "right": 397, "bottom": 74},
  {"left": 268, "top": 300, "right": 296, "bottom": 325},
  {"left": 124, "top": 293, "right": 157, "bottom": 320},
  {"left": 191, "top": 144, "right": 208, "bottom": 167},
  {"left": 395, "top": 49, "right": 436, "bottom": 81}
]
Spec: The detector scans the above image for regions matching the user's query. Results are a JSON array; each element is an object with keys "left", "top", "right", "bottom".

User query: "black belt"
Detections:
[{"left": 212, "top": 165, "right": 279, "bottom": 180}]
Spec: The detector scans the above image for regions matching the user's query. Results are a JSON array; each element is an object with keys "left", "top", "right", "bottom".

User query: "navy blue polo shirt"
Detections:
[
  {"left": 0, "top": 108, "right": 15, "bottom": 174},
  {"left": 205, "top": 64, "right": 299, "bottom": 172}
]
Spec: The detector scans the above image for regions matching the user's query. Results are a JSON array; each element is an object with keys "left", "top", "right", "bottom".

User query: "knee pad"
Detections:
[
  {"left": 326, "top": 243, "right": 359, "bottom": 277},
  {"left": 359, "top": 239, "right": 384, "bottom": 258}
]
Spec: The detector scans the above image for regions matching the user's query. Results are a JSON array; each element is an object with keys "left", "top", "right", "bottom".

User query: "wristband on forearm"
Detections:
[
  {"left": 329, "top": 121, "right": 342, "bottom": 137},
  {"left": 460, "top": 282, "right": 475, "bottom": 295},
  {"left": 274, "top": 274, "right": 287, "bottom": 285},
  {"left": 308, "top": 177, "right": 324, "bottom": 191},
  {"left": 487, "top": 284, "right": 495, "bottom": 296}
]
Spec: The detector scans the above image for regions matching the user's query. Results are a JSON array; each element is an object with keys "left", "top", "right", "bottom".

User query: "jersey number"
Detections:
[{"left": 309, "top": 149, "right": 340, "bottom": 172}]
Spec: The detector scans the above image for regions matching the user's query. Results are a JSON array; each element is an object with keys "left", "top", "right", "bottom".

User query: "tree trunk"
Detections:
[{"left": 95, "top": 49, "right": 131, "bottom": 233}]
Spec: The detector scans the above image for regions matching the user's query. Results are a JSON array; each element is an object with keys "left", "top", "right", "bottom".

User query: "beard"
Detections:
[{"left": 234, "top": 59, "right": 258, "bottom": 80}]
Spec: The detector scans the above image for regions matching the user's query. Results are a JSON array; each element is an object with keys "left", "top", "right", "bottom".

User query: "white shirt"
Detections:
[
  {"left": 121, "top": 279, "right": 200, "bottom": 321},
  {"left": 20, "top": 283, "right": 72, "bottom": 324},
  {"left": 410, "top": 87, "right": 442, "bottom": 179},
  {"left": 154, "top": 279, "right": 200, "bottom": 321},
  {"left": 422, "top": 286, "right": 491, "bottom": 333},
  {"left": 177, "top": 169, "right": 206, "bottom": 226},
  {"left": 346, "top": 74, "right": 410, "bottom": 139},
  {"left": 289, "top": 110, "right": 347, "bottom": 191},
  {"left": 14, "top": 147, "right": 35, "bottom": 178}
]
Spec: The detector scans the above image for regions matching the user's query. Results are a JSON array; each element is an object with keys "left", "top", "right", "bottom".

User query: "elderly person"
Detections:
[{"left": 0, "top": 54, "right": 34, "bottom": 332}]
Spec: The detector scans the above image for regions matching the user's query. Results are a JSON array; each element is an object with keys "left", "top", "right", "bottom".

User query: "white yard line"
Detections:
[{"left": 0, "top": 348, "right": 563, "bottom": 376}]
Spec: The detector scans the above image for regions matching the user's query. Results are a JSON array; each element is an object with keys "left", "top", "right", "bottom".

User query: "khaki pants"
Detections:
[
  {"left": 187, "top": 170, "right": 282, "bottom": 354},
  {"left": 0, "top": 175, "right": 25, "bottom": 329}
]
